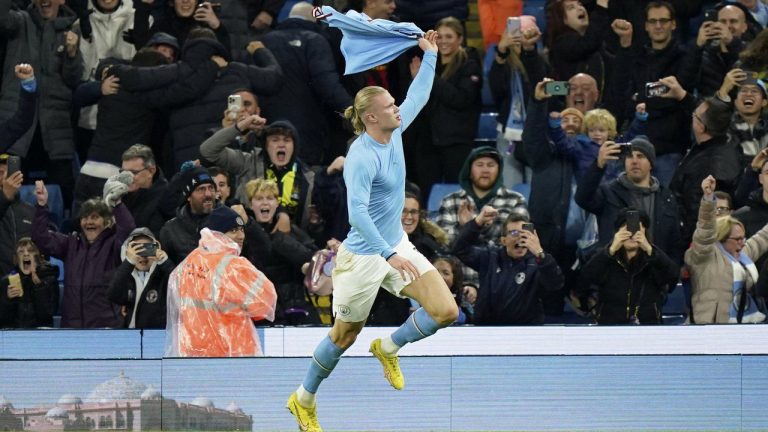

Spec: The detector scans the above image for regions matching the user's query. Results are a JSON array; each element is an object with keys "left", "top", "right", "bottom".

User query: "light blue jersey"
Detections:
[{"left": 342, "top": 51, "right": 437, "bottom": 258}]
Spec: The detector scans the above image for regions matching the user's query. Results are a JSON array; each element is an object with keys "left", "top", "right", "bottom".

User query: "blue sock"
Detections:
[
  {"left": 391, "top": 307, "right": 441, "bottom": 347},
  {"left": 302, "top": 336, "right": 345, "bottom": 393}
]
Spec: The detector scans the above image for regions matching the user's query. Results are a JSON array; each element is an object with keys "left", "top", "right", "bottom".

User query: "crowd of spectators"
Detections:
[{"left": 2, "top": 0, "right": 768, "bottom": 331}]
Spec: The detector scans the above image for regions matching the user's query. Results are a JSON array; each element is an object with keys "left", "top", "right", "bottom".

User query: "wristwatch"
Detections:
[
  {"left": 495, "top": 46, "right": 510, "bottom": 59},
  {"left": 536, "top": 250, "right": 545, "bottom": 259}
]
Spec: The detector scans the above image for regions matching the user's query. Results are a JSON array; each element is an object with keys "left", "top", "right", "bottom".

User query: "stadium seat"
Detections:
[
  {"left": 522, "top": 0, "right": 547, "bottom": 37},
  {"left": 277, "top": 0, "right": 304, "bottom": 23},
  {"left": 427, "top": 183, "right": 461, "bottom": 219},
  {"left": 511, "top": 182, "right": 530, "bottom": 202},
  {"left": 476, "top": 112, "right": 499, "bottom": 141},
  {"left": 662, "top": 282, "right": 689, "bottom": 324},
  {"left": 19, "top": 184, "right": 65, "bottom": 228}
]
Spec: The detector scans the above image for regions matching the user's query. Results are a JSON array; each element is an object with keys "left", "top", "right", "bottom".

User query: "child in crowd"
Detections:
[
  {"left": 548, "top": 103, "right": 648, "bottom": 180},
  {"left": 0, "top": 237, "right": 59, "bottom": 328}
]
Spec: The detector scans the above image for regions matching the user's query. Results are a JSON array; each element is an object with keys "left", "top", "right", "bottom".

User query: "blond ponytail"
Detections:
[{"left": 345, "top": 86, "right": 388, "bottom": 135}]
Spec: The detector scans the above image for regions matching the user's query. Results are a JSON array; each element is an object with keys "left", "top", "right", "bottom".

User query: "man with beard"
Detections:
[
  {"left": 159, "top": 166, "right": 217, "bottom": 264},
  {"left": 576, "top": 135, "right": 685, "bottom": 266},
  {"left": 452, "top": 208, "right": 563, "bottom": 325},
  {"left": 435, "top": 146, "right": 528, "bottom": 245}
]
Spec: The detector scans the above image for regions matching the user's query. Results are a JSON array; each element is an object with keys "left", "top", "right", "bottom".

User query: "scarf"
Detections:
[
  {"left": 503, "top": 70, "right": 526, "bottom": 141},
  {"left": 314, "top": 6, "right": 423, "bottom": 75},
  {"left": 717, "top": 243, "right": 765, "bottom": 323},
  {"left": 266, "top": 162, "right": 299, "bottom": 213}
]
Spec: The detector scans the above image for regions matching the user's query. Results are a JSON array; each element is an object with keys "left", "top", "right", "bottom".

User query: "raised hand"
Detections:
[
  {"left": 14, "top": 64, "right": 33, "bottom": 80},
  {"left": 418, "top": 30, "right": 438, "bottom": 53},
  {"left": 701, "top": 175, "right": 716, "bottom": 200},
  {"left": 534, "top": 78, "right": 553, "bottom": 101},
  {"left": 65, "top": 31, "right": 79, "bottom": 58},
  {"left": 597, "top": 141, "right": 620, "bottom": 169},
  {"left": 35, "top": 180, "right": 48, "bottom": 207},
  {"left": 2, "top": 171, "right": 23, "bottom": 201},
  {"left": 609, "top": 227, "right": 633, "bottom": 255},
  {"left": 194, "top": 2, "right": 221, "bottom": 29},
  {"left": 474, "top": 205, "right": 498, "bottom": 226},
  {"left": 611, "top": 19, "right": 632, "bottom": 48}
]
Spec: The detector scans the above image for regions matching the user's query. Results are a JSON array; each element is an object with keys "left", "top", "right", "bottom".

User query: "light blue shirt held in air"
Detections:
[{"left": 342, "top": 50, "right": 437, "bottom": 259}]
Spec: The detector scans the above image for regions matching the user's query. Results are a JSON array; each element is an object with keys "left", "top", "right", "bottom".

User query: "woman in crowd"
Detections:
[{"left": 685, "top": 176, "right": 768, "bottom": 324}]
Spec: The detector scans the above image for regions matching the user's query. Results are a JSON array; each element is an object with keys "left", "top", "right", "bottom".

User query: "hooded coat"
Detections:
[
  {"left": 165, "top": 228, "right": 277, "bottom": 357},
  {"left": 199, "top": 121, "right": 317, "bottom": 228},
  {"left": 435, "top": 146, "right": 527, "bottom": 244}
]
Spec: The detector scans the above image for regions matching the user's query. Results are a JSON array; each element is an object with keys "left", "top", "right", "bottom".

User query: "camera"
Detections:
[
  {"left": 645, "top": 82, "right": 670, "bottom": 98},
  {"left": 136, "top": 242, "right": 157, "bottom": 257},
  {"left": 545, "top": 81, "right": 570, "bottom": 96},
  {"left": 522, "top": 223, "right": 535, "bottom": 232}
]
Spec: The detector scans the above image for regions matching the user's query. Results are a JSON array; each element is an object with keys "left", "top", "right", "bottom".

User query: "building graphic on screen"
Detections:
[{"left": 0, "top": 371, "right": 252, "bottom": 431}]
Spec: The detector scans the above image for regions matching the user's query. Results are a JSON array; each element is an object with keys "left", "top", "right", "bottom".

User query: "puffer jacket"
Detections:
[
  {"left": 165, "top": 228, "right": 277, "bottom": 357},
  {"left": 0, "top": 0, "right": 84, "bottom": 159}
]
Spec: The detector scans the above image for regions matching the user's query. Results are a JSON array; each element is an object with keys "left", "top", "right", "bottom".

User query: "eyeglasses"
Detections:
[
  {"left": 646, "top": 18, "right": 673, "bottom": 25},
  {"left": 716, "top": 206, "right": 731, "bottom": 214},
  {"left": 504, "top": 230, "right": 521, "bottom": 237},
  {"left": 120, "top": 167, "right": 147, "bottom": 176},
  {"left": 728, "top": 236, "right": 746, "bottom": 243},
  {"left": 738, "top": 87, "right": 763, "bottom": 95},
  {"left": 401, "top": 209, "right": 420, "bottom": 216}
]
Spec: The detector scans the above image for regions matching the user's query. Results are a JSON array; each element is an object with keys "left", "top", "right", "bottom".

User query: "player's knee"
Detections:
[
  {"left": 331, "top": 328, "right": 362, "bottom": 349},
  {"left": 434, "top": 303, "right": 460, "bottom": 327}
]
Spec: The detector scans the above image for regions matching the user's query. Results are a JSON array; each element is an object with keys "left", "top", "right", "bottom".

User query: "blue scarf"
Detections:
[
  {"left": 503, "top": 70, "right": 526, "bottom": 141},
  {"left": 717, "top": 243, "right": 765, "bottom": 323},
  {"left": 315, "top": 6, "right": 423, "bottom": 75}
]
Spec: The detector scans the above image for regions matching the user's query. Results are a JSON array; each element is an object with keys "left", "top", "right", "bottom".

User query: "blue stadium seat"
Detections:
[
  {"left": 511, "top": 182, "right": 531, "bottom": 201},
  {"left": 427, "top": 183, "right": 461, "bottom": 219},
  {"left": 662, "top": 282, "right": 689, "bottom": 324},
  {"left": 476, "top": 112, "right": 499, "bottom": 141},
  {"left": 19, "top": 184, "right": 64, "bottom": 228},
  {"left": 277, "top": 0, "right": 305, "bottom": 23},
  {"left": 523, "top": 0, "right": 547, "bottom": 37}
]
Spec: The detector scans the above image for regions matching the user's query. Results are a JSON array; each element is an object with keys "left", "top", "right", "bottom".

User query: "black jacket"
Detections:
[
  {"left": 611, "top": 41, "right": 697, "bottom": 155},
  {"left": 687, "top": 39, "right": 746, "bottom": 98},
  {"left": 216, "top": 0, "right": 286, "bottom": 62},
  {"left": 452, "top": 219, "right": 564, "bottom": 325},
  {"left": 107, "top": 258, "right": 174, "bottom": 329},
  {"left": 670, "top": 134, "right": 743, "bottom": 241},
  {"left": 522, "top": 98, "right": 575, "bottom": 253},
  {"left": 260, "top": 18, "right": 352, "bottom": 165},
  {"left": 421, "top": 50, "right": 482, "bottom": 148},
  {"left": 395, "top": 0, "right": 468, "bottom": 31},
  {"left": 159, "top": 204, "right": 209, "bottom": 265},
  {"left": 576, "top": 163, "right": 685, "bottom": 266},
  {"left": 122, "top": 170, "right": 170, "bottom": 236},
  {"left": 0, "top": 86, "right": 34, "bottom": 152},
  {"left": 549, "top": 5, "right": 612, "bottom": 91},
  {"left": 131, "top": 1, "right": 231, "bottom": 52},
  {"left": 582, "top": 245, "right": 679, "bottom": 324},
  {"left": 0, "top": 263, "right": 58, "bottom": 328},
  {"left": 0, "top": 194, "right": 33, "bottom": 276}
]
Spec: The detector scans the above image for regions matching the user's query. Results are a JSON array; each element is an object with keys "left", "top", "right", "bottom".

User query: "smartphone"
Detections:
[
  {"left": 625, "top": 210, "right": 640, "bottom": 234},
  {"left": 522, "top": 222, "right": 534, "bottom": 232},
  {"left": 545, "top": 81, "right": 570, "bottom": 96},
  {"left": 6, "top": 155, "right": 20, "bottom": 177},
  {"left": 617, "top": 143, "right": 633, "bottom": 158},
  {"left": 228, "top": 94, "right": 242, "bottom": 112},
  {"left": 703, "top": 9, "right": 721, "bottom": 47},
  {"left": 136, "top": 242, "right": 157, "bottom": 257},
  {"left": 506, "top": 17, "right": 521, "bottom": 37},
  {"left": 645, "top": 82, "right": 670, "bottom": 98},
  {"left": 743, "top": 70, "right": 759, "bottom": 81}
]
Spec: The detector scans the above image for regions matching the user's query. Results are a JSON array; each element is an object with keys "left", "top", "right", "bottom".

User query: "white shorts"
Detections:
[{"left": 331, "top": 235, "right": 435, "bottom": 323}]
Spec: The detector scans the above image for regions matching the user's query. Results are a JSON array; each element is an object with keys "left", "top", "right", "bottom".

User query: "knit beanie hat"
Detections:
[
  {"left": 560, "top": 108, "right": 585, "bottom": 122},
  {"left": 629, "top": 136, "right": 656, "bottom": 166},
  {"left": 204, "top": 206, "right": 245, "bottom": 234},
  {"left": 183, "top": 167, "right": 216, "bottom": 199}
]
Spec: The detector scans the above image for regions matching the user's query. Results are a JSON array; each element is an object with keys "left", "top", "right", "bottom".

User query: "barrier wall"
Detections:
[{"left": 1, "top": 326, "right": 767, "bottom": 431}]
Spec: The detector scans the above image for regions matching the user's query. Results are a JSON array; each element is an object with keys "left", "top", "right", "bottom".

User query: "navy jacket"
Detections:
[{"left": 452, "top": 220, "right": 564, "bottom": 325}]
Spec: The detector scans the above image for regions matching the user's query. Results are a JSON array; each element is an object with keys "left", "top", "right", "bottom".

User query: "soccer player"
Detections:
[{"left": 286, "top": 30, "right": 459, "bottom": 431}]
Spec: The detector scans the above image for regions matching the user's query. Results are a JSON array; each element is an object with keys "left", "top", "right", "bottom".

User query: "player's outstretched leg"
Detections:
[{"left": 286, "top": 335, "right": 345, "bottom": 431}]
